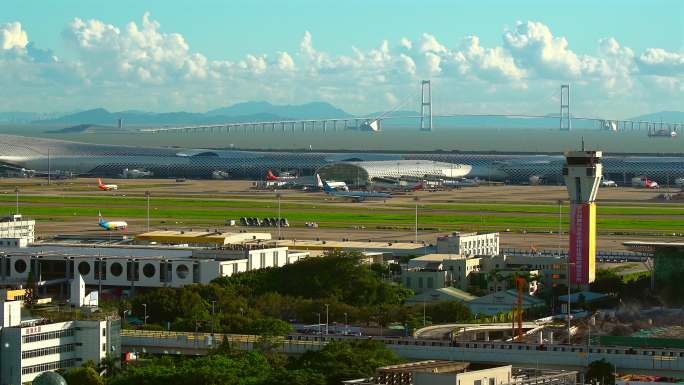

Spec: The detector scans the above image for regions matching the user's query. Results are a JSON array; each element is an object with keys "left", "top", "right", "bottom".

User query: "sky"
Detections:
[{"left": 1, "top": 0, "right": 683, "bottom": 117}]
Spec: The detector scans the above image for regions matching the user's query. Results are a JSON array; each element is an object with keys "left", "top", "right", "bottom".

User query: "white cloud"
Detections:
[
  {"left": 0, "top": 14, "right": 682, "bottom": 117},
  {"left": 638, "top": 48, "right": 684, "bottom": 75},
  {"left": 0, "top": 22, "right": 28, "bottom": 51},
  {"left": 277, "top": 51, "right": 295, "bottom": 71}
]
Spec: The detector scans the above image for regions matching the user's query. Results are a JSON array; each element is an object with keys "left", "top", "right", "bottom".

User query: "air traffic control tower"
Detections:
[{"left": 563, "top": 150, "right": 602, "bottom": 285}]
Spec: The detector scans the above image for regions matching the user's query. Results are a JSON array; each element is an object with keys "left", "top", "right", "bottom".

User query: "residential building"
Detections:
[
  {"left": 0, "top": 301, "right": 120, "bottom": 385},
  {"left": 436, "top": 232, "right": 499, "bottom": 257}
]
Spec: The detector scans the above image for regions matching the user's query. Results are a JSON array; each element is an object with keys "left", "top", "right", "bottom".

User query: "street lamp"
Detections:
[
  {"left": 344, "top": 312, "right": 348, "bottom": 335},
  {"left": 145, "top": 191, "right": 151, "bottom": 232},
  {"left": 14, "top": 187, "right": 19, "bottom": 215},
  {"left": 325, "top": 304, "right": 329, "bottom": 335},
  {"left": 142, "top": 303, "right": 147, "bottom": 326},
  {"left": 211, "top": 300, "right": 216, "bottom": 335},
  {"left": 566, "top": 260, "right": 576, "bottom": 343},
  {"left": 315, "top": 312, "right": 321, "bottom": 335}
]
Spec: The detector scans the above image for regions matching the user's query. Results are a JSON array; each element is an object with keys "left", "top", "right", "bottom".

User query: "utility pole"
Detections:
[
  {"left": 14, "top": 188, "right": 19, "bottom": 215},
  {"left": 325, "top": 304, "right": 329, "bottom": 335},
  {"left": 423, "top": 300, "right": 426, "bottom": 326},
  {"left": 143, "top": 303, "right": 147, "bottom": 326},
  {"left": 47, "top": 148, "right": 51, "bottom": 185},
  {"left": 344, "top": 312, "right": 348, "bottom": 334},
  {"left": 557, "top": 200, "right": 563, "bottom": 256}
]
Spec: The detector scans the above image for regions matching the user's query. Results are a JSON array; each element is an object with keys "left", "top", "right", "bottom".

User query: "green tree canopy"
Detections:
[
  {"left": 63, "top": 366, "right": 104, "bottom": 385},
  {"left": 294, "top": 340, "right": 402, "bottom": 385}
]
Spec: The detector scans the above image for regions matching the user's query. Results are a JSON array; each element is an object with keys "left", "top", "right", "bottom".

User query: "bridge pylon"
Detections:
[
  {"left": 420, "top": 80, "right": 433, "bottom": 132},
  {"left": 560, "top": 84, "right": 571, "bottom": 131}
]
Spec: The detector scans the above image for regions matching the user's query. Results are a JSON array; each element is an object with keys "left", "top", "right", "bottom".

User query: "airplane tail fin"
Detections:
[
  {"left": 97, "top": 178, "right": 103, "bottom": 186},
  {"left": 413, "top": 183, "right": 423, "bottom": 191},
  {"left": 266, "top": 170, "right": 277, "bottom": 180},
  {"left": 316, "top": 174, "right": 323, "bottom": 188},
  {"left": 98, "top": 211, "right": 104, "bottom": 223}
]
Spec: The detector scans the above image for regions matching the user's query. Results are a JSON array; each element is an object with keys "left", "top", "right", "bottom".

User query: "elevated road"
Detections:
[{"left": 121, "top": 329, "right": 684, "bottom": 376}]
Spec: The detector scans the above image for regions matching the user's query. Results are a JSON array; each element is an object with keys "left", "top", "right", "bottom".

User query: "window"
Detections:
[
  {"left": 22, "top": 359, "right": 76, "bottom": 375},
  {"left": 418, "top": 277, "right": 423, "bottom": 289},
  {"left": 102, "top": 328, "right": 106, "bottom": 337},
  {"left": 102, "top": 343, "right": 107, "bottom": 351},
  {"left": 427, "top": 277, "right": 434, "bottom": 289},
  {"left": 489, "top": 379, "right": 495, "bottom": 385},
  {"left": 474, "top": 380, "right": 482, "bottom": 385},
  {"left": 22, "top": 344, "right": 75, "bottom": 359},
  {"left": 23, "top": 328, "right": 75, "bottom": 343}
]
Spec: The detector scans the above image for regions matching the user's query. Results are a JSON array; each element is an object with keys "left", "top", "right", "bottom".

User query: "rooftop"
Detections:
[{"left": 136, "top": 230, "right": 271, "bottom": 245}]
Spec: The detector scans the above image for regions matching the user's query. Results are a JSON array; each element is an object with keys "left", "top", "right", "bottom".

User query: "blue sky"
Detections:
[{"left": 1, "top": 0, "right": 683, "bottom": 116}]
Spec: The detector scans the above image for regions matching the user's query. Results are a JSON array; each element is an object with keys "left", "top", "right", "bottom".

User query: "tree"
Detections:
[
  {"left": 294, "top": 340, "right": 402, "bottom": 385},
  {"left": 585, "top": 359, "right": 615, "bottom": 385},
  {"left": 63, "top": 366, "right": 104, "bottom": 385},
  {"left": 423, "top": 301, "right": 472, "bottom": 323}
]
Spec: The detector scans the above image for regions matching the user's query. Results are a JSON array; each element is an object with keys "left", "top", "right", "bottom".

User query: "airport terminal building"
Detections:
[{"left": 3, "top": 134, "right": 684, "bottom": 184}]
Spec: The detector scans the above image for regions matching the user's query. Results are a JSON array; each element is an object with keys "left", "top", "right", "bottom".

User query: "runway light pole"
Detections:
[
  {"left": 414, "top": 196, "right": 419, "bottom": 243},
  {"left": 325, "top": 304, "right": 329, "bottom": 335},
  {"left": 14, "top": 188, "right": 19, "bottom": 215}
]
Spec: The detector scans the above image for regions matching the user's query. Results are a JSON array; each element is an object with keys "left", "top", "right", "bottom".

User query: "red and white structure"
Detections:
[{"left": 563, "top": 150, "right": 602, "bottom": 285}]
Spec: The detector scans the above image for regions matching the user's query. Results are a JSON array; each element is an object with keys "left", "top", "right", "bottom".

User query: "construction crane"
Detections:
[{"left": 512, "top": 275, "right": 527, "bottom": 341}]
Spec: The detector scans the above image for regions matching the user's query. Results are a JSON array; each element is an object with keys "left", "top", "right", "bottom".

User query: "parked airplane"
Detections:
[
  {"left": 322, "top": 181, "right": 391, "bottom": 202},
  {"left": 266, "top": 170, "right": 296, "bottom": 181},
  {"left": 600, "top": 179, "right": 618, "bottom": 187},
  {"left": 97, "top": 178, "right": 118, "bottom": 191},
  {"left": 631, "top": 176, "right": 659, "bottom": 189},
  {"left": 98, "top": 211, "right": 128, "bottom": 231},
  {"left": 675, "top": 178, "right": 684, "bottom": 187},
  {"left": 316, "top": 174, "right": 348, "bottom": 191}
]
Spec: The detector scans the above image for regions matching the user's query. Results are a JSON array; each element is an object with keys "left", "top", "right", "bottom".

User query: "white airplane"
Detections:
[
  {"left": 98, "top": 211, "right": 128, "bottom": 231},
  {"left": 98, "top": 178, "right": 118, "bottom": 191},
  {"left": 316, "top": 174, "right": 348, "bottom": 191},
  {"left": 600, "top": 179, "right": 618, "bottom": 187}
]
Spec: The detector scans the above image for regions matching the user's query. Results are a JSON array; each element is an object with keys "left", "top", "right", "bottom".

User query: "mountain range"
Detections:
[
  {"left": 0, "top": 101, "right": 681, "bottom": 128},
  {"left": 26, "top": 101, "right": 353, "bottom": 126}
]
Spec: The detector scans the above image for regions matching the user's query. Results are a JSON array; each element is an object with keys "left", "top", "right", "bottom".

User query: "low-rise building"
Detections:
[
  {"left": 343, "top": 360, "right": 576, "bottom": 385},
  {"left": 0, "top": 301, "right": 120, "bottom": 385},
  {"left": 0, "top": 244, "right": 310, "bottom": 294},
  {"left": 0, "top": 215, "right": 35, "bottom": 247},
  {"left": 405, "top": 287, "right": 477, "bottom": 305},
  {"left": 467, "top": 290, "right": 546, "bottom": 316},
  {"left": 480, "top": 254, "right": 566, "bottom": 289},
  {"left": 407, "top": 254, "right": 482, "bottom": 291},
  {"left": 436, "top": 232, "right": 499, "bottom": 257}
]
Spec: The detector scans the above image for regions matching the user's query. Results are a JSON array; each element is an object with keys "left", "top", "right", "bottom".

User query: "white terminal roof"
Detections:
[{"left": 318, "top": 160, "right": 472, "bottom": 181}]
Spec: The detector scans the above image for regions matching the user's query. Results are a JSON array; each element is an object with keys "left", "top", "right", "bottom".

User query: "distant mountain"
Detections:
[
  {"left": 33, "top": 101, "right": 352, "bottom": 126},
  {"left": 629, "top": 111, "right": 684, "bottom": 122},
  {"left": 37, "top": 108, "right": 291, "bottom": 126},
  {"left": 206, "top": 101, "right": 352, "bottom": 119}
]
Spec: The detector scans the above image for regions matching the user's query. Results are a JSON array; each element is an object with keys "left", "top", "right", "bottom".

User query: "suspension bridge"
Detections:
[{"left": 137, "top": 82, "right": 684, "bottom": 136}]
